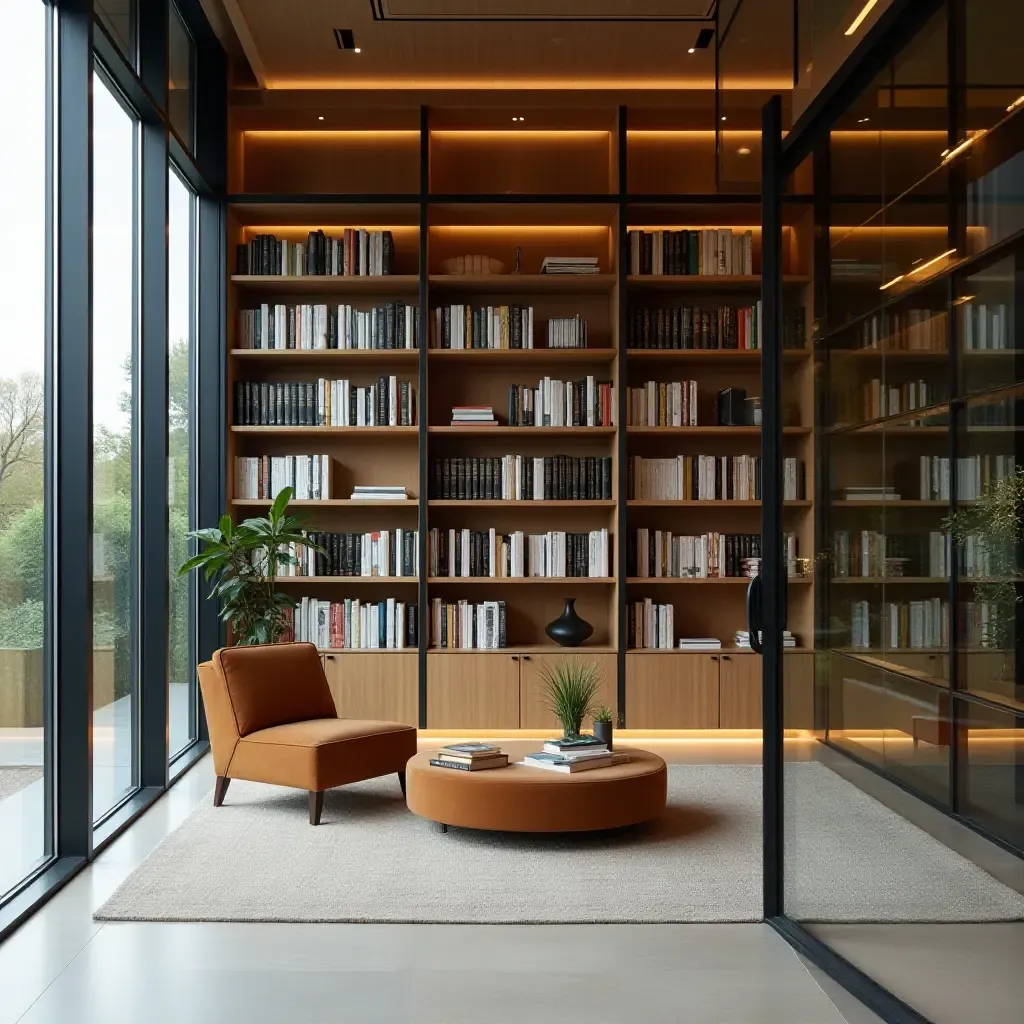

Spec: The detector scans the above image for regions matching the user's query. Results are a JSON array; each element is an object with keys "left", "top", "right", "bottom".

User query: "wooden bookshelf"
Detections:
[{"left": 225, "top": 115, "right": 816, "bottom": 732}]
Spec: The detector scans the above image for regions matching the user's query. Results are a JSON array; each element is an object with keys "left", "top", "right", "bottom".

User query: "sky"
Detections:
[{"left": 1, "top": 0, "right": 194, "bottom": 438}]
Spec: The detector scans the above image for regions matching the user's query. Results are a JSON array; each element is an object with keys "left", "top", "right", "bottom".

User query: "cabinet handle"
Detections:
[
  {"left": 711, "top": 655, "right": 719, "bottom": 661},
  {"left": 721, "top": 655, "right": 731, "bottom": 661},
  {"left": 522, "top": 655, "right": 531, "bottom": 661},
  {"left": 326, "top": 655, "right": 335, "bottom": 661},
  {"left": 510, "top": 655, "right": 519, "bottom": 661}
]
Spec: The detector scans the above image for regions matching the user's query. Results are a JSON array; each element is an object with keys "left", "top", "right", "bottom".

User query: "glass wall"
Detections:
[
  {"left": 773, "top": 3, "right": 1024, "bottom": 1022},
  {"left": 0, "top": 0, "right": 51, "bottom": 899},
  {"left": 91, "top": 72, "right": 140, "bottom": 821},
  {"left": 168, "top": 2, "right": 194, "bottom": 148},
  {"left": 168, "top": 167, "right": 197, "bottom": 758}
]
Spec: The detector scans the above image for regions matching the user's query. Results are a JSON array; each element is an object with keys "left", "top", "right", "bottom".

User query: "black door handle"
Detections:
[{"left": 746, "top": 574, "right": 763, "bottom": 654}]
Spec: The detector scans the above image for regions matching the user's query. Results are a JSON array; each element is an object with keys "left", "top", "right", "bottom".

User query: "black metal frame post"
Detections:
[
  {"left": 418, "top": 105, "right": 430, "bottom": 728},
  {"left": 616, "top": 105, "right": 628, "bottom": 721},
  {"left": 760, "top": 93, "right": 785, "bottom": 920}
]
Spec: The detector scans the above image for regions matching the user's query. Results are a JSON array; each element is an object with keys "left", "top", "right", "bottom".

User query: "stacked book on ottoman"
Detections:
[
  {"left": 522, "top": 735, "right": 629, "bottom": 773},
  {"left": 429, "top": 742, "right": 509, "bottom": 771}
]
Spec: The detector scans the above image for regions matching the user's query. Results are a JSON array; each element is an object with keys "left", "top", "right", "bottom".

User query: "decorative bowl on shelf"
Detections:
[{"left": 439, "top": 255, "right": 506, "bottom": 275}]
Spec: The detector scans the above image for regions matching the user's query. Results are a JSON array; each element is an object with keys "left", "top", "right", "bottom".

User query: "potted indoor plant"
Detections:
[
  {"left": 539, "top": 656, "right": 602, "bottom": 739},
  {"left": 178, "top": 487, "right": 321, "bottom": 645},
  {"left": 944, "top": 467, "right": 1023, "bottom": 681},
  {"left": 592, "top": 704, "right": 614, "bottom": 750}
]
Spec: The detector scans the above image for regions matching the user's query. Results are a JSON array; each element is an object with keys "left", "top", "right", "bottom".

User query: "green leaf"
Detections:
[
  {"left": 270, "top": 486, "right": 293, "bottom": 522},
  {"left": 218, "top": 514, "right": 234, "bottom": 539}
]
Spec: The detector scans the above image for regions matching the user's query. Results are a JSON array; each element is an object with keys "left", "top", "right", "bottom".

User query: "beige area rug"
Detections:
[
  {"left": 0, "top": 767, "right": 43, "bottom": 802},
  {"left": 94, "top": 763, "right": 1024, "bottom": 924}
]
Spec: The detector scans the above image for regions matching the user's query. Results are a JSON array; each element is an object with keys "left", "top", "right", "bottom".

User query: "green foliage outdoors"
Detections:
[
  {"left": 178, "top": 487, "right": 322, "bottom": 646},
  {"left": 539, "top": 657, "right": 603, "bottom": 738}
]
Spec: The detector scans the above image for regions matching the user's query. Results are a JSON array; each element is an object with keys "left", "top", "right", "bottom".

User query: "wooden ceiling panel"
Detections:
[{"left": 221, "top": 0, "right": 793, "bottom": 91}]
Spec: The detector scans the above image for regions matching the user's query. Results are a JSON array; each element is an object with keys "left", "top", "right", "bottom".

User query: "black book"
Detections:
[{"left": 236, "top": 244, "right": 249, "bottom": 275}]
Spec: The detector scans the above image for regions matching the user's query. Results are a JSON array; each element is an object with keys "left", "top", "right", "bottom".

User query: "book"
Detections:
[
  {"left": 436, "top": 753, "right": 510, "bottom": 770},
  {"left": 429, "top": 598, "right": 508, "bottom": 650},
  {"left": 523, "top": 753, "right": 613, "bottom": 772},
  {"left": 429, "top": 757, "right": 509, "bottom": 772},
  {"left": 428, "top": 527, "right": 611, "bottom": 578},
  {"left": 543, "top": 736, "right": 607, "bottom": 754},
  {"left": 440, "top": 743, "right": 502, "bottom": 756},
  {"left": 283, "top": 598, "right": 418, "bottom": 649},
  {"left": 540, "top": 256, "right": 600, "bottom": 275},
  {"left": 429, "top": 455, "right": 613, "bottom": 502},
  {"left": 678, "top": 637, "right": 722, "bottom": 650}
]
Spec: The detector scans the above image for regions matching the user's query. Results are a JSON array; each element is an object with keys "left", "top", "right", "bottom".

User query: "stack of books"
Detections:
[
  {"left": 451, "top": 405, "right": 497, "bottom": 427},
  {"left": 678, "top": 637, "right": 722, "bottom": 651},
  {"left": 734, "top": 629, "right": 796, "bottom": 648},
  {"left": 742, "top": 557, "right": 761, "bottom": 578},
  {"left": 349, "top": 485, "right": 408, "bottom": 502},
  {"left": 540, "top": 256, "right": 600, "bottom": 275},
  {"left": 429, "top": 743, "right": 510, "bottom": 772},
  {"left": 523, "top": 736, "right": 628, "bottom": 773}
]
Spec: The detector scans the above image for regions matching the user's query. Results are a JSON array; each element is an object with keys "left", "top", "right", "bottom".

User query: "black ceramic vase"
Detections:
[{"left": 545, "top": 598, "right": 593, "bottom": 647}]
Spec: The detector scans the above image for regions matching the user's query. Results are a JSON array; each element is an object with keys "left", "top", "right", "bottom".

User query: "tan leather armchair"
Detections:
[{"left": 198, "top": 642, "right": 418, "bottom": 824}]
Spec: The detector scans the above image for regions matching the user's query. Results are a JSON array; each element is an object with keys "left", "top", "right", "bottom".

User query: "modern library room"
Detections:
[{"left": 0, "top": 2, "right": 1022, "bottom": 1024}]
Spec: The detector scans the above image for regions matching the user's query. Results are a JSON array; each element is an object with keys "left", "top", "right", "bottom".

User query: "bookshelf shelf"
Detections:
[
  {"left": 626, "top": 275, "right": 810, "bottom": 290},
  {"left": 231, "top": 425, "right": 419, "bottom": 437},
  {"left": 427, "top": 348, "right": 617, "bottom": 365},
  {"left": 427, "top": 273, "right": 616, "bottom": 294},
  {"left": 428, "top": 425, "right": 616, "bottom": 437},
  {"left": 230, "top": 349, "right": 419, "bottom": 364},
  {"left": 428, "top": 500, "right": 615, "bottom": 508},
  {"left": 627, "top": 576, "right": 813, "bottom": 585},
  {"left": 427, "top": 577, "right": 616, "bottom": 585},
  {"left": 230, "top": 274, "right": 420, "bottom": 295},
  {"left": 225, "top": 118, "right": 817, "bottom": 730},
  {"left": 232, "top": 499, "right": 419, "bottom": 508}
]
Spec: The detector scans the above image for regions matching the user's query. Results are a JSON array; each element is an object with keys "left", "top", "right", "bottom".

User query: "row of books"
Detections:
[
  {"left": 428, "top": 528, "right": 611, "bottom": 579},
  {"left": 233, "top": 378, "right": 416, "bottom": 427},
  {"left": 234, "top": 455, "right": 330, "bottom": 501},
  {"left": 272, "top": 530, "right": 419, "bottom": 579},
  {"left": 235, "top": 230, "right": 395, "bottom": 277},
  {"left": 236, "top": 302, "right": 419, "bottom": 351},
  {"left": 629, "top": 599, "right": 675, "bottom": 649},
  {"left": 506, "top": 378, "right": 615, "bottom": 427},
  {"left": 625, "top": 381, "right": 698, "bottom": 427},
  {"left": 431, "top": 304, "right": 535, "bottom": 350},
  {"left": 626, "top": 304, "right": 781, "bottom": 351},
  {"left": 852, "top": 310, "right": 948, "bottom": 353},
  {"left": 629, "top": 531, "right": 762, "bottom": 579},
  {"left": 429, "top": 455, "right": 613, "bottom": 501},
  {"left": 430, "top": 599, "right": 506, "bottom": 650},
  {"left": 833, "top": 529, "right": 1002, "bottom": 580},
  {"left": 627, "top": 229, "right": 754, "bottom": 277},
  {"left": 847, "top": 598, "right": 948, "bottom": 650},
  {"left": 735, "top": 629, "right": 796, "bottom": 649},
  {"left": 283, "top": 598, "right": 418, "bottom": 650},
  {"left": 919, "top": 454, "right": 1016, "bottom": 500},
  {"left": 627, "top": 455, "right": 805, "bottom": 502},
  {"left": 837, "top": 378, "right": 946, "bottom": 423},
  {"left": 962, "top": 302, "right": 1012, "bottom": 350}
]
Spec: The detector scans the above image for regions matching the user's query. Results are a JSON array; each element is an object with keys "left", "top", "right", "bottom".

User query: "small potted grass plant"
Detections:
[
  {"left": 540, "top": 656, "right": 602, "bottom": 739},
  {"left": 592, "top": 704, "right": 614, "bottom": 751}
]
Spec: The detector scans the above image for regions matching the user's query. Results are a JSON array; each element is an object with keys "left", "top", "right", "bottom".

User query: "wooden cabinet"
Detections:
[
  {"left": 427, "top": 652, "right": 521, "bottom": 729},
  {"left": 783, "top": 651, "right": 815, "bottom": 730},
  {"left": 519, "top": 652, "right": 618, "bottom": 729},
  {"left": 322, "top": 652, "right": 419, "bottom": 727},
  {"left": 626, "top": 652, "right": 720, "bottom": 728},
  {"left": 718, "top": 653, "right": 762, "bottom": 728}
]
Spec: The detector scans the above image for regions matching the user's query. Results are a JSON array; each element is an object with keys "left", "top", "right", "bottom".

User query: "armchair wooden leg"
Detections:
[
  {"left": 397, "top": 770, "right": 407, "bottom": 797},
  {"left": 213, "top": 776, "right": 231, "bottom": 807},
  {"left": 309, "top": 790, "right": 324, "bottom": 826}
]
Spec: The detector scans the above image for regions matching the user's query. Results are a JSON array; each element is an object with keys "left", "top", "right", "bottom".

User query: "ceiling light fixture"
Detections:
[
  {"left": 688, "top": 47, "right": 696, "bottom": 54},
  {"left": 354, "top": 48, "right": 361, "bottom": 54},
  {"left": 318, "top": 116, "right": 324, "bottom": 121},
  {"left": 721, "top": 116, "right": 727, "bottom": 122},
  {"left": 737, "top": 147, "right": 751, "bottom": 156},
  {"left": 845, "top": 0, "right": 880, "bottom": 36},
  {"left": 857, "top": 117, "right": 870, "bottom": 123}
]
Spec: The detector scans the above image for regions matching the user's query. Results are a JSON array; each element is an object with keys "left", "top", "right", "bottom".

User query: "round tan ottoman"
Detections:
[{"left": 405, "top": 747, "right": 667, "bottom": 833}]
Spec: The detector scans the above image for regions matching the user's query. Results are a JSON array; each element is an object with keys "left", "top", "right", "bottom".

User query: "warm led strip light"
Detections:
[
  {"left": 845, "top": 0, "right": 880, "bottom": 36},
  {"left": 879, "top": 247, "right": 956, "bottom": 291},
  {"left": 941, "top": 131, "right": 986, "bottom": 164}
]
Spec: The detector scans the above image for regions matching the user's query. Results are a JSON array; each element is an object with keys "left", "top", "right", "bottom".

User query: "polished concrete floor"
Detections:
[{"left": 0, "top": 739, "right": 880, "bottom": 1024}]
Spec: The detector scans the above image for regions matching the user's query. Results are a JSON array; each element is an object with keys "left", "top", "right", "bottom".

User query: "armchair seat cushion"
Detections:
[{"left": 228, "top": 718, "right": 418, "bottom": 792}]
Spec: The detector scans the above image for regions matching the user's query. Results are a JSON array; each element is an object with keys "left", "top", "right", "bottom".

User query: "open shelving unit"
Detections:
[{"left": 225, "top": 107, "right": 817, "bottom": 733}]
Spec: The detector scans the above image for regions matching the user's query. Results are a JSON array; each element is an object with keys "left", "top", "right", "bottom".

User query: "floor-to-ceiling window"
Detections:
[
  {"left": 168, "top": 167, "right": 197, "bottom": 759},
  {"left": 0, "top": 0, "right": 52, "bottom": 899},
  {"left": 91, "top": 71, "right": 140, "bottom": 821}
]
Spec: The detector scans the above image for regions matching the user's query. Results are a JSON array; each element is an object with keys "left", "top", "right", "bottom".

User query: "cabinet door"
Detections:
[
  {"left": 323, "top": 652, "right": 419, "bottom": 727},
  {"left": 782, "top": 651, "right": 815, "bottom": 730},
  {"left": 519, "top": 652, "right": 618, "bottom": 730},
  {"left": 427, "top": 652, "right": 520, "bottom": 730},
  {"left": 626, "top": 653, "right": 719, "bottom": 729},
  {"left": 719, "top": 653, "right": 762, "bottom": 728}
]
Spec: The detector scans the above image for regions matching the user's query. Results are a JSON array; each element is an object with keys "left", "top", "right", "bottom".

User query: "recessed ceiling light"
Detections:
[
  {"left": 688, "top": 47, "right": 695, "bottom": 54},
  {"left": 737, "top": 147, "right": 751, "bottom": 156},
  {"left": 721, "top": 116, "right": 727, "bottom": 122},
  {"left": 354, "top": 47, "right": 361, "bottom": 53},
  {"left": 318, "top": 116, "right": 324, "bottom": 121},
  {"left": 857, "top": 117, "right": 870, "bottom": 123}
]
